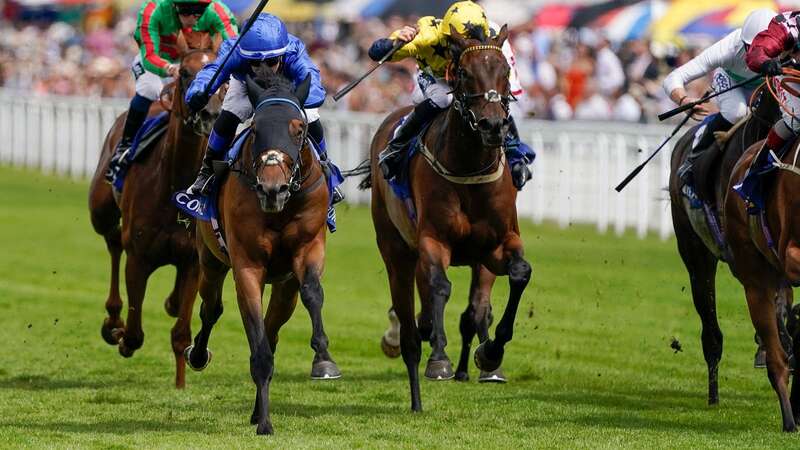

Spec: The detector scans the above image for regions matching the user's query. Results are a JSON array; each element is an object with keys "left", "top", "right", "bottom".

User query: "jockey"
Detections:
[
  {"left": 367, "top": 0, "right": 536, "bottom": 190},
  {"left": 746, "top": 11, "right": 800, "bottom": 156},
  {"left": 105, "top": 0, "right": 238, "bottom": 183},
  {"left": 663, "top": 8, "right": 775, "bottom": 188},
  {"left": 184, "top": 13, "right": 343, "bottom": 203}
]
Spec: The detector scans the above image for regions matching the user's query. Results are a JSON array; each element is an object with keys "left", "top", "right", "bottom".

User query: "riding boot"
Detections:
[
  {"left": 677, "top": 114, "right": 732, "bottom": 187},
  {"left": 105, "top": 94, "right": 152, "bottom": 183},
  {"left": 186, "top": 110, "right": 240, "bottom": 196},
  {"left": 504, "top": 116, "right": 536, "bottom": 190},
  {"left": 379, "top": 99, "right": 444, "bottom": 180},
  {"left": 309, "top": 120, "right": 345, "bottom": 205}
]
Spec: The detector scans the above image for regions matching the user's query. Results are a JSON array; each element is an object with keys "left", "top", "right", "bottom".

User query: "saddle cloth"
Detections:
[{"left": 112, "top": 112, "right": 169, "bottom": 193}]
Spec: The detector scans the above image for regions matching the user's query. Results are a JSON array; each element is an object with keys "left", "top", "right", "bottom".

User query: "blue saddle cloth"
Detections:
[
  {"left": 112, "top": 112, "right": 169, "bottom": 192},
  {"left": 732, "top": 140, "right": 793, "bottom": 214},
  {"left": 173, "top": 128, "right": 343, "bottom": 233}
]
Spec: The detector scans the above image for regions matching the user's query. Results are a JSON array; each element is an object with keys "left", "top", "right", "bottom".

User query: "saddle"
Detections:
[
  {"left": 691, "top": 114, "right": 750, "bottom": 204},
  {"left": 112, "top": 112, "right": 169, "bottom": 193}
]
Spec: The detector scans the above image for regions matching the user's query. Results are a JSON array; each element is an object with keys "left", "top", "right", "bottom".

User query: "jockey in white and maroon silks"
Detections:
[
  {"left": 105, "top": 0, "right": 238, "bottom": 184},
  {"left": 746, "top": 10, "right": 800, "bottom": 154},
  {"left": 662, "top": 9, "right": 775, "bottom": 187}
]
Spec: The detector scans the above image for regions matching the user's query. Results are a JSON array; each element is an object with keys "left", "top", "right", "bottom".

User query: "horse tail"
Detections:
[{"left": 341, "top": 158, "right": 373, "bottom": 190}]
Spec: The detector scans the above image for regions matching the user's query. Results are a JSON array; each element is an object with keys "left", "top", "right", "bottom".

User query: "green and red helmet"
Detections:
[{"left": 173, "top": 0, "right": 212, "bottom": 17}]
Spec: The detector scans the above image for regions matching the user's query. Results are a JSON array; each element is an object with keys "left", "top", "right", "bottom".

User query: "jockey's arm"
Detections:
[
  {"left": 139, "top": 3, "right": 175, "bottom": 77},
  {"left": 197, "top": 0, "right": 238, "bottom": 40},
  {"left": 185, "top": 38, "right": 237, "bottom": 104},
  {"left": 282, "top": 37, "right": 326, "bottom": 109},
  {"left": 746, "top": 18, "right": 795, "bottom": 73},
  {"left": 368, "top": 23, "right": 423, "bottom": 62},
  {"left": 663, "top": 30, "right": 740, "bottom": 105}
]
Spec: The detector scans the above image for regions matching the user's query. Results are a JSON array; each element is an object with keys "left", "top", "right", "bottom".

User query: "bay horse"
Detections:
[
  {"left": 87, "top": 48, "right": 219, "bottom": 388},
  {"left": 185, "top": 73, "right": 339, "bottom": 435},
  {"left": 723, "top": 74, "right": 800, "bottom": 431},
  {"left": 668, "top": 86, "right": 786, "bottom": 405},
  {"left": 365, "top": 26, "right": 531, "bottom": 411}
]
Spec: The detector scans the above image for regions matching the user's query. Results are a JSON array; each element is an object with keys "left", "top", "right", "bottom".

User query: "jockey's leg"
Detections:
[
  {"left": 106, "top": 57, "right": 163, "bottom": 182},
  {"left": 105, "top": 94, "right": 153, "bottom": 182},
  {"left": 379, "top": 99, "right": 444, "bottom": 180},
  {"left": 504, "top": 115, "right": 536, "bottom": 190},
  {"left": 379, "top": 73, "right": 450, "bottom": 180},
  {"left": 307, "top": 114, "right": 344, "bottom": 205},
  {"left": 678, "top": 69, "right": 745, "bottom": 187},
  {"left": 763, "top": 77, "right": 800, "bottom": 156},
  {"left": 188, "top": 79, "right": 250, "bottom": 196},
  {"left": 187, "top": 110, "right": 240, "bottom": 195}
]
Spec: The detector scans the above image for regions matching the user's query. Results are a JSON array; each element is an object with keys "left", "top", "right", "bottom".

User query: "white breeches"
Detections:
[
  {"left": 222, "top": 78, "right": 320, "bottom": 123},
  {"left": 132, "top": 55, "right": 170, "bottom": 101}
]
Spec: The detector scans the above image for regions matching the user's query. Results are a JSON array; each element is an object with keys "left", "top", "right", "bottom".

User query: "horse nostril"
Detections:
[
  {"left": 256, "top": 184, "right": 266, "bottom": 194},
  {"left": 477, "top": 119, "right": 492, "bottom": 132},
  {"left": 278, "top": 184, "right": 289, "bottom": 194}
]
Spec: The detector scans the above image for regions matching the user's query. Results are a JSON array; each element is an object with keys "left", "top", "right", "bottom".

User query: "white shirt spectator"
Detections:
[
  {"left": 612, "top": 93, "right": 642, "bottom": 122},
  {"left": 596, "top": 45, "right": 625, "bottom": 97},
  {"left": 549, "top": 94, "right": 573, "bottom": 120},
  {"left": 575, "top": 93, "right": 612, "bottom": 121}
]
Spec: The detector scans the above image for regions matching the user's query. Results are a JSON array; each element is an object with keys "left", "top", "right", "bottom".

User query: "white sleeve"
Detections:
[
  {"left": 502, "top": 40, "right": 524, "bottom": 96},
  {"left": 662, "top": 30, "right": 742, "bottom": 95}
]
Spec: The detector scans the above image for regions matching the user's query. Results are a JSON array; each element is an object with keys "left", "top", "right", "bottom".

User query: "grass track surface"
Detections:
[{"left": 0, "top": 166, "right": 795, "bottom": 448}]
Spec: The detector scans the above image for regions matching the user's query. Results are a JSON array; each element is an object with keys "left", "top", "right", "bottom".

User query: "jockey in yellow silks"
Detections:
[{"left": 367, "top": 1, "right": 535, "bottom": 189}]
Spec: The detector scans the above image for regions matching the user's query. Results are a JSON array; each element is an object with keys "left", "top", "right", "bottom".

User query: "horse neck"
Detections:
[
  {"left": 163, "top": 83, "right": 206, "bottom": 188},
  {"left": 435, "top": 107, "right": 501, "bottom": 174}
]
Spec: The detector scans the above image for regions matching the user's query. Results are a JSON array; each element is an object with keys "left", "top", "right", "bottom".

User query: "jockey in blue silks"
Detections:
[{"left": 184, "top": 13, "right": 343, "bottom": 203}]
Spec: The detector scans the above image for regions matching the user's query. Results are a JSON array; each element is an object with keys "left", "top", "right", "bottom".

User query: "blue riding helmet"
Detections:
[{"left": 236, "top": 13, "right": 289, "bottom": 60}]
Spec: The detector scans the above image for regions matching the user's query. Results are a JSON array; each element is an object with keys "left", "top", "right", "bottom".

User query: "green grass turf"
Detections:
[{"left": 0, "top": 165, "right": 796, "bottom": 449}]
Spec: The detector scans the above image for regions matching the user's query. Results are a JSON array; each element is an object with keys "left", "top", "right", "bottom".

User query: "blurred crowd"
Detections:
[{"left": 0, "top": 14, "right": 714, "bottom": 123}]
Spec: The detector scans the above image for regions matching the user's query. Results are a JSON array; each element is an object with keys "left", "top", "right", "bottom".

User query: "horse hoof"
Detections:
[
  {"left": 381, "top": 335, "right": 401, "bottom": 359},
  {"left": 118, "top": 342, "right": 135, "bottom": 358},
  {"left": 474, "top": 341, "right": 503, "bottom": 373},
  {"left": 256, "top": 421, "right": 274, "bottom": 435},
  {"left": 454, "top": 371, "right": 469, "bottom": 382},
  {"left": 478, "top": 368, "right": 508, "bottom": 383},
  {"left": 101, "top": 323, "right": 120, "bottom": 346},
  {"left": 185, "top": 345, "right": 213, "bottom": 372},
  {"left": 424, "top": 359, "right": 454, "bottom": 381},
  {"left": 754, "top": 349, "right": 767, "bottom": 369},
  {"left": 310, "top": 360, "right": 341, "bottom": 380}
]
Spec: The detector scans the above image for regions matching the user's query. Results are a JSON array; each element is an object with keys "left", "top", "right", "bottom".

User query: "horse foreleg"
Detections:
[
  {"left": 264, "top": 277, "right": 299, "bottom": 354},
  {"left": 417, "top": 236, "right": 454, "bottom": 380},
  {"left": 234, "top": 266, "right": 274, "bottom": 435},
  {"left": 455, "top": 265, "right": 495, "bottom": 382},
  {"left": 187, "top": 245, "right": 228, "bottom": 373},
  {"left": 113, "top": 254, "right": 155, "bottom": 357},
  {"left": 745, "top": 282, "right": 797, "bottom": 432},
  {"left": 476, "top": 236, "right": 531, "bottom": 373},
  {"left": 169, "top": 262, "right": 200, "bottom": 389},
  {"left": 294, "top": 243, "right": 341, "bottom": 380},
  {"left": 101, "top": 229, "right": 125, "bottom": 345}
]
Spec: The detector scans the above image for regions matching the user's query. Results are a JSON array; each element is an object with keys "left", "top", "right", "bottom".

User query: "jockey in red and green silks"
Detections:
[{"left": 106, "top": 0, "right": 238, "bottom": 183}]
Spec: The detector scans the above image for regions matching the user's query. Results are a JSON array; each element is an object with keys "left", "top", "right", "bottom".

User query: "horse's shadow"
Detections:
[{"left": 0, "top": 374, "right": 109, "bottom": 391}]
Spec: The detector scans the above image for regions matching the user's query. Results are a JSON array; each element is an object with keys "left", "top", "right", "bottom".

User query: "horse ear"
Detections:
[
  {"left": 245, "top": 75, "right": 265, "bottom": 106},
  {"left": 295, "top": 74, "right": 312, "bottom": 107},
  {"left": 449, "top": 25, "right": 468, "bottom": 59},
  {"left": 493, "top": 24, "right": 509, "bottom": 48}
]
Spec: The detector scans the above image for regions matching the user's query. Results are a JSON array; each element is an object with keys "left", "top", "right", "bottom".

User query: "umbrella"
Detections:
[
  {"left": 592, "top": 0, "right": 668, "bottom": 42},
  {"left": 651, "top": 0, "right": 778, "bottom": 43},
  {"left": 361, "top": 0, "right": 453, "bottom": 18},
  {"left": 568, "top": 0, "right": 641, "bottom": 30}
]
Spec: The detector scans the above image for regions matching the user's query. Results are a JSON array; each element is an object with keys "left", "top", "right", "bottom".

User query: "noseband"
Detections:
[{"left": 450, "top": 45, "right": 515, "bottom": 131}]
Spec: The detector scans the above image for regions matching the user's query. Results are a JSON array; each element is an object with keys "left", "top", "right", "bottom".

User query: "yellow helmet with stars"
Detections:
[{"left": 441, "top": 1, "right": 490, "bottom": 39}]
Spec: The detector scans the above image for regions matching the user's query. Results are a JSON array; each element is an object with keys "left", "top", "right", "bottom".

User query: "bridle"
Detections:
[
  {"left": 450, "top": 44, "right": 515, "bottom": 131},
  {"left": 234, "top": 95, "right": 314, "bottom": 199},
  {"left": 166, "top": 49, "right": 218, "bottom": 136}
]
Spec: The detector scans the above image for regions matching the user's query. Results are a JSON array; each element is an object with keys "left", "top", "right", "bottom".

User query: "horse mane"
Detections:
[{"left": 252, "top": 70, "right": 295, "bottom": 97}]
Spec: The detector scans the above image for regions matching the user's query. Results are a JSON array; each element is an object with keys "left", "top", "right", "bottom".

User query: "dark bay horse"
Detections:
[
  {"left": 185, "top": 74, "right": 339, "bottom": 435},
  {"left": 365, "top": 26, "right": 531, "bottom": 411},
  {"left": 88, "top": 49, "right": 219, "bottom": 388},
  {"left": 668, "top": 86, "right": 783, "bottom": 405},
  {"left": 723, "top": 76, "right": 800, "bottom": 431}
]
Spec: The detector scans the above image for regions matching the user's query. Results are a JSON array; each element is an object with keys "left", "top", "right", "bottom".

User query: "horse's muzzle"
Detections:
[
  {"left": 256, "top": 182, "right": 290, "bottom": 213},
  {"left": 477, "top": 117, "right": 509, "bottom": 148}
]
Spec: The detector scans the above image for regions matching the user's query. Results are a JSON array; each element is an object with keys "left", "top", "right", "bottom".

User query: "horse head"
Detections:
[
  {"left": 244, "top": 73, "right": 312, "bottom": 213},
  {"left": 448, "top": 24, "right": 513, "bottom": 148},
  {"left": 172, "top": 49, "right": 222, "bottom": 136}
]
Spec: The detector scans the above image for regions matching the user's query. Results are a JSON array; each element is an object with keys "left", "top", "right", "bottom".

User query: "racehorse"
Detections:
[
  {"left": 723, "top": 73, "right": 800, "bottom": 431},
  {"left": 87, "top": 48, "right": 219, "bottom": 388},
  {"left": 668, "top": 85, "right": 785, "bottom": 405},
  {"left": 364, "top": 26, "right": 531, "bottom": 411},
  {"left": 184, "top": 73, "right": 339, "bottom": 435}
]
